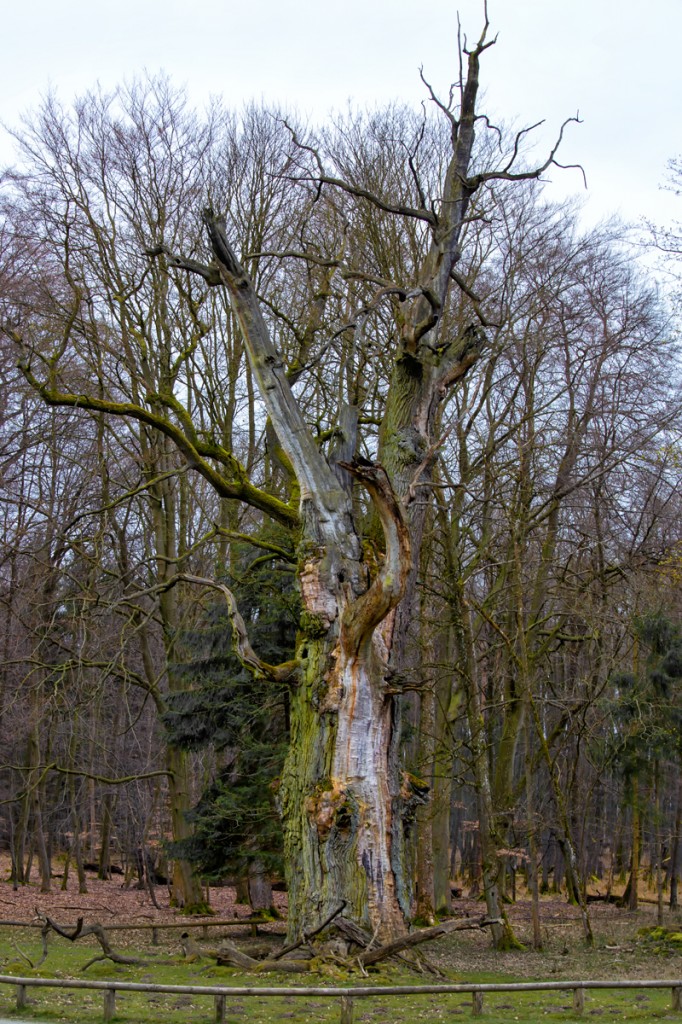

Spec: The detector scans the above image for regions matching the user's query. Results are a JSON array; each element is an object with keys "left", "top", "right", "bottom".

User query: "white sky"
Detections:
[{"left": 1, "top": 0, "right": 681, "bottom": 230}]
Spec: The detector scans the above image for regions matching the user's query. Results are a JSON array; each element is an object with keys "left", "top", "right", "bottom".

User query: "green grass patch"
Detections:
[{"left": 0, "top": 927, "right": 678, "bottom": 1023}]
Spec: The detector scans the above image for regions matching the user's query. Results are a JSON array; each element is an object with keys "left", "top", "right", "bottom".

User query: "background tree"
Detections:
[{"left": 1, "top": 17, "right": 680, "bottom": 947}]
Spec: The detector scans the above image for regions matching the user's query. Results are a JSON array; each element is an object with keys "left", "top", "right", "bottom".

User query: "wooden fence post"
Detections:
[
  {"left": 573, "top": 988, "right": 584, "bottom": 1014},
  {"left": 672, "top": 986, "right": 682, "bottom": 1011},
  {"left": 152, "top": 927, "right": 159, "bottom": 946},
  {"left": 103, "top": 988, "right": 116, "bottom": 1022},
  {"left": 472, "top": 990, "right": 484, "bottom": 1016},
  {"left": 16, "top": 984, "right": 27, "bottom": 1010},
  {"left": 340, "top": 994, "right": 354, "bottom": 1023},
  {"left": 215, "top": 993, "right": 226, "bottom": 1022}
]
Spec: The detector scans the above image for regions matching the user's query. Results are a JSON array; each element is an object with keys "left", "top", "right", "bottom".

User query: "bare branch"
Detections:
[
  {"left": 338, "top": 459, "right": 411, "bottom": 653},
  {"left": 358, "top": 915, "right": 501, "bottom": 966},
  {"left": 420, "top": 66, "right": 458, "bottom": 133},
  {"left": 272, "top": 901, "right": 347, "bottom": 960},
  {"left": 289, "top": 173, "right": 436, "bottom": 225},
  {"left": 1, "top": 763, "right": 172, "bottom": 786},
  {"left": 178, "top": 573, "right": 299, "bottom": 684},
  {"left": 12, "top": 351, "right": 298, "bottom": 528},
  {"left": 143, "top": 244, "right": 221, "bottom": 285},
  {"left": 469, "top": 115, "right": 585, "bottom": 188}
]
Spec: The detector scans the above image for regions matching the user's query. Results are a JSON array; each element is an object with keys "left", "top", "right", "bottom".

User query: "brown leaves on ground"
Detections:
[{"left": 0, "top": 853, "right": 286, "bottom": 930}]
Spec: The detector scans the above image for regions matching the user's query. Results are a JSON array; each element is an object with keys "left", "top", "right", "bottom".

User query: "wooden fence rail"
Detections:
[
  {"left": 0, "top": 917, "right": 283, "bottom": 940},
  {"left": 1, "top": 974, "right": 681, "bottom": 1022}
]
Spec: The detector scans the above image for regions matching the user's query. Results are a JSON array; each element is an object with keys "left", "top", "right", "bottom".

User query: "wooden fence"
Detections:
[{"left": 1, "top": 975, "right": 681, "bottom": 1022}]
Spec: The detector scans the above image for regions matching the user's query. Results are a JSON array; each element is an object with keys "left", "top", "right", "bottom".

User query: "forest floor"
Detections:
[
  {"left": 1, "top": 857, "right": 682, "bottom": 1023},
  {"left": 0, "top": 853, "right": 680, "bottom": 979}
]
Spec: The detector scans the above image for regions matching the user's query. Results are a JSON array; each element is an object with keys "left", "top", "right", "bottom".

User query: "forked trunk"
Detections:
[{"left": 193, "top": 216, "right": 414, "bottom": 939}]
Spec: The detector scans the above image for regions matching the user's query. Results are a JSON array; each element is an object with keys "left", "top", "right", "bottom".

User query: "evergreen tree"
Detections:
[{"left": 163, "top": 545, "right": 298, "bottom": 907}]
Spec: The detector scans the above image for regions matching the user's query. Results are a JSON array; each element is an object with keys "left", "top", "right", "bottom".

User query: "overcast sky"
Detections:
[{"left": 1, "top": 0, "right": 680, "bottom": 229}]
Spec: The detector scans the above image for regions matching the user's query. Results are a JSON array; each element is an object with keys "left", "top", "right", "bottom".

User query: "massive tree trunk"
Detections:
[
  {"left": 269, "top": 480, "right": 413, "bottom": 938},
  {"left": 280, "top": 598, "right": 408, "bottom": 938}
]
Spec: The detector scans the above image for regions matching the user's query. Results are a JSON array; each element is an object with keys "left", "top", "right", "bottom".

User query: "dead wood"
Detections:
[
  {"left": 357, "top": 916, "right": 501, "bottom": 967},
  {"left": 36, "top": 910, "right": 151, "bottom": 971},
  {"left": 394, "top": 949, "right": 446, "bottom": 977},
  {"left": 10, "top": 939, "right": 35, "bottom": 969},
  {"left": 213, "top": 940, "right": 257, "bottom": 969},
  {"left": 271, "top": 900, "right": 347, "bottom": 960},
  {"left": 214, "top": 940, "right": 311, "bottom": 972},
  {"left": 334, "top": 917, "right": 371, "bottom": 948},
  {"left": 180, "top": 932, "right": 206, "bottom": 960},
  {"left": 255, "top": 959, "right": 311, "bottom": 972},
  {"left": 180, "top": 905, "right": 496, "bottom": 977}
]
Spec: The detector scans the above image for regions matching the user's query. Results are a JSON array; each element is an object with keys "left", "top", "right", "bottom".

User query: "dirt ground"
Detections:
[
  {"left": 431, "top": 896, "right": 682, "bottom": 981},
  {"left": 1, "top": 854, "right": 681, "bottom": 980},
  {"left": 0, "top": 852, "right": 286, "bottom": 925}
]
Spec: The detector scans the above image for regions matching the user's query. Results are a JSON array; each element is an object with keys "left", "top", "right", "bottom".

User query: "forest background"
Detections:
[{"left": 0, "top": 2, "right": 682, "bottom": 952}]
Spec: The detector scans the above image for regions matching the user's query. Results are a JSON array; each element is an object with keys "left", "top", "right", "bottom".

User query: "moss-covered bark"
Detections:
[
  {"left": 280, "top": 625, "right": 405, "bottom": 939},
  {"left": 278, "top": 470, "right": 413, "bottom": 940}
]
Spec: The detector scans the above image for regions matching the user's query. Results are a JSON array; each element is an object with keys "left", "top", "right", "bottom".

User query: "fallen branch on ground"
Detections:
[
  {"left": 357, "top": 916, "right": 502, "bottom": 967},
  {"left": 181, "top": 910, "right": 500, "bottom": 975},
  {"left": 35, "top": 910, "right": 151, "bottom": 971}
]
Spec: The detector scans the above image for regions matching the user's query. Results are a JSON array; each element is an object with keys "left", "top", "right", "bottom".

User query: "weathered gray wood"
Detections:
[
  {"left": 2, "top": 975, "right": 682, "bottom": 1005},
  {"left": 573, "top": 987, "right": 585, "bottom": 1014},
  {"left": 15, "top": 984, "right": 27, "bottom": 1010},
  {"left": 339, "top": 994, "right": 354, "bottom": 1023},
  {"left": 673, "top": 986, "right": 682, "bottom": 1011},
  {"left": 358, "top": 915, "right": 499, "bottom": 966},
  {"left": 472, "top": 990, "right": 484, "bottom": 1015},
  {"left": 215, "top": 993, "right": 226, "bottom": 1022},
  {"left": 103, "top": 988, "right": 116, "bottom": 1022}
]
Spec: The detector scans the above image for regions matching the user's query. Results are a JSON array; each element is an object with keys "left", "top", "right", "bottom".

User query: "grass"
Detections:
[{"left": 0, "top": 924, "right": 681, "bottom": 1024}]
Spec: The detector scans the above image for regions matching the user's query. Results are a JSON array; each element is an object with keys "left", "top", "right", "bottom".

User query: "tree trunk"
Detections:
[
  {"left": 280, "top": 603, "right": 409, "bottom": 940},
  {"left": 528, "top": 692, "right": 593, "bottom": 945},
  {"left": 454, "top": 593, "right": 518, "bottom": 949},
  {"left": 415, "top": 678, "right": 436, "bottom": 925},
  {"left": 247, "top": 859, "right": 274, "bottom": 914},
  {"left": 432, "top": 659, "right": 457, "bottom": 916},
  {"left": 524, "top": 718, "right": 542, "bottom": 949},
  {"left": 669, "top": 770, "right": 682, "bottom": 910},
  {"left": 166, "top": 744, "right": 206, "bottom": 911},
  {"left": 98, "top": 791, "right": 115, "bottom": 880},
  {"left": 26, "top": 725, "right": 51, "bottom": 893},
  {"left": 626, "top": 775, "right": 640, "bottom": 912}
]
